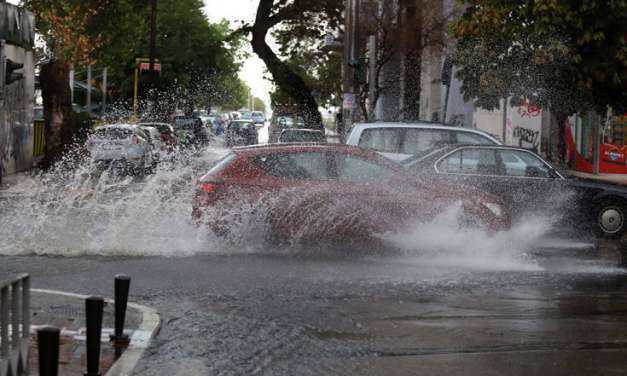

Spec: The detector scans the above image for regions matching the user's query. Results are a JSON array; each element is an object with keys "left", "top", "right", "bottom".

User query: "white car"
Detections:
[
  {"left": 346, "top": 122, "right": 501, "bottom": 162},
  {"left": 87, "top": 124, "right": 159, "bottom": 173}
]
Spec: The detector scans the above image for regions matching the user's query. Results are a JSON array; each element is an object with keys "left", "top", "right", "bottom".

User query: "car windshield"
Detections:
[{"left": 92, "top": 127, "right": 133, "bottom": 140}]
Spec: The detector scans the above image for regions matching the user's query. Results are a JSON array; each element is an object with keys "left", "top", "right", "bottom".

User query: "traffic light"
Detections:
[{"left": 5, "top": 58, "right": 24, "bottom": 86}]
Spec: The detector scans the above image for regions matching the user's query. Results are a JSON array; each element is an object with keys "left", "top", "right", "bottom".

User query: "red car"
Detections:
[{"left": 192, "top": 144, "right": 510, "bottom": 245}]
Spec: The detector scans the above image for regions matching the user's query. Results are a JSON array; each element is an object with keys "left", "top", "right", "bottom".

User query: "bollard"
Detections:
[
  {"left": 110, "top": 274, "right": 131, "bottom": 359},
  {"left": 85, "top": 296, "right": 104, "bottom": 376},
  {"left": 38, "top": 326, "right": 60, "bottom": 376}
]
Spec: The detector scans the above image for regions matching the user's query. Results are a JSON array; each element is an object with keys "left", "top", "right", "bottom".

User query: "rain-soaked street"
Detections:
[{"left": 1, "top": 137, "right": 626, "bottom": 375}]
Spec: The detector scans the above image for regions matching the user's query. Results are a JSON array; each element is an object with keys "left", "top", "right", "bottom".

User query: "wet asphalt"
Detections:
[{"left": 1, "top": 244, "right": 626, "bottom": 375}]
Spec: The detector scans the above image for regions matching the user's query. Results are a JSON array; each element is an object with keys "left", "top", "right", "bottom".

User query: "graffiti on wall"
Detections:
[{"left": 510, "top": 100, "right": 542, "bottom": 151}]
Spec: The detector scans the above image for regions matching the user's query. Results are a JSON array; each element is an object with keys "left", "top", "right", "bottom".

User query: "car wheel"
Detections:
[{"left": 594, "top": 200, "right": 625, "bottom": 239}]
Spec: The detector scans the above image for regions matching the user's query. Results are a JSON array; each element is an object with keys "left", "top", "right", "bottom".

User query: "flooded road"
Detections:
[
  {"left": 1, "top": 251, "right": 626, "bottom": 375},
  {"left": 1, "top": 135, "right": 626, "bottom": 375}
]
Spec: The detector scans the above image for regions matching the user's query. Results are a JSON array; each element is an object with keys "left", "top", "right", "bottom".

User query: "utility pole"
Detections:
[
  {"left": 149, "top": 0, "right": 157, "bottom": 72},
  {"left": 86, "top": 65, "right": 92, "bottom": 115},
  {"left": 101, "top": 67, "right": 107, "bottom": 117},
  {"left": 342, "top": 0, "right": 359, "bottom": 142}
]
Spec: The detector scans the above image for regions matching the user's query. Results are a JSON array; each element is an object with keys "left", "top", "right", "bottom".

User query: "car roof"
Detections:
[
  {"left": 352, "top": 122, "right": 498, "bottom": 138},
  {"left": 232, "top": 142, "right": 365, "bottom": 154},
  {"left": 98, "top": 123, "right": 138, "bottom": 130},
  {"left": 280, "top": 129, "right": 323, "bottom": 133}
]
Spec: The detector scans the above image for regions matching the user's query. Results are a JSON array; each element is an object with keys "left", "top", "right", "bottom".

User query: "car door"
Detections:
[
  {"left": 435, "top": 147, "right": 561, "bottom": 217},
  {"left": 245, "top": 151, "right": 337, "bottom": 237},
  {"left": 495, "top": 148, "right": 565, "bottom": 216},
  {"left": 435, "top": 147, "right": 509, "bottom": 198},
  {"left": 328, "top": 152, "right": 418, "bottom": 235}
]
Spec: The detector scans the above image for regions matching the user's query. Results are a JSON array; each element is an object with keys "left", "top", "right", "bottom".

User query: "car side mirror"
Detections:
[{"left": 525, "top": 166, "right": 544, "bottom": 178}]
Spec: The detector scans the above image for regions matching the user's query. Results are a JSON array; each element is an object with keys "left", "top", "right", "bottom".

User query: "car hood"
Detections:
[{"left": 566, "top": 177, "right": 627, "bottom": 194}]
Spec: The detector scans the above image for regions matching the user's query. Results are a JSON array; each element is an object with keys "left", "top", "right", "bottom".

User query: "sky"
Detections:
[{"left": 203, "top": 0, "right": 274, "bottom": 109}]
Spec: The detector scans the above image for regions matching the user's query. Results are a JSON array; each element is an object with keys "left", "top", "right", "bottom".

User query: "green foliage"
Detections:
[
  {"left": 270, "top": 0, "right": 343, "bottom": 109},
  {"left": 26, "top": 0, "right": 247, "bottom": 112},
  {"left": 452, "top": 0, "right": 627, "bottom": 115}
]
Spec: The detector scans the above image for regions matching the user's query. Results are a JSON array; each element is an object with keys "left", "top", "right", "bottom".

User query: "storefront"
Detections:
[{"left": 566, "top": 113, "right": 627, "bottom": 174}]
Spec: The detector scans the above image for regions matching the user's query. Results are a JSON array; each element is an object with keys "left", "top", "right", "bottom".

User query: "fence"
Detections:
[
  {"left": 33, "top": 120, "right": 44, "bottom": 158},
  {"left": 0, "top": 274, "right": 30, "bottom": 376}
]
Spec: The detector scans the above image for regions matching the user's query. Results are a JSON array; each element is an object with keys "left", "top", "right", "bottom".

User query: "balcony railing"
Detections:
[{"left": 0, "top": 274, "right": 30, "bottom": 376}]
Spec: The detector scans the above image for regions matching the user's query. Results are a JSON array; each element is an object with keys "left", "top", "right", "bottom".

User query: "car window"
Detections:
[
  {"left": 439, "top": 148, "right": 499, "bottom": 175},
  {"left": 335, "top": 154, "right": 396, "bottom": 183},
  {"left": 93, "top": 128, "right": 132, "bottom": 140},
  {"left": 401, "top": 129, "right": 452, "bottom": 154},
  {"left": 456, "top": 132, "right": 495, "bottom": 145},
  {"left": 498, "top": 150, "right": 552, "bottom": 178},
  {"left": 359, "top": 128, "right": 402, "bottom": 153},
  {"left": 252, "top": 152, "right": 329, "bottom": 180}
]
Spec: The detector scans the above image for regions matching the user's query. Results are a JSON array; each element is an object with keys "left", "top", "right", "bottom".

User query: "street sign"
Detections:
[{"left": 139, "top": 62, "right": 161, "bottom": 72}]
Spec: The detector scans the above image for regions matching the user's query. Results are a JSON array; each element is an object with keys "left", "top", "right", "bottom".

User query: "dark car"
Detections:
[
  {"left": 172, "top": 116, "right": 210, "bottom": 146},
  {"left": 192, "top": 144, "right": 510, "bottom": 244},
  {"left": 278, "top": 129, "right": 326, "bottom": 143},
  {"left": 225, "top": 120, "right": 258, "bottom": 147},
  {"left": 139, "top": 122, "right": 177, "bottom": 148},
  {"left": 403, "top": 145, "right": 627, "bottom": 239}
]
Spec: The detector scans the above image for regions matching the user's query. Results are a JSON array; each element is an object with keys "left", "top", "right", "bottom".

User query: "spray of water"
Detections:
[
  {"left": 0, "top": 142, "right": 229, "bottom": 256},
  {"left": 0, "top": 130, "right": 599, "bottom": 272},
  {"left": 379, "top": 203, "right": 549, "bottom": 271}
]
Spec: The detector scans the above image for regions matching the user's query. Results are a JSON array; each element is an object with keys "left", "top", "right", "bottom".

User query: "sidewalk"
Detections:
[
  {"left": 27, "top": 290, "right": 147, "bottom": 376},
  {"left": 567, "top": 170, "right": 627, "bottom": 186}
]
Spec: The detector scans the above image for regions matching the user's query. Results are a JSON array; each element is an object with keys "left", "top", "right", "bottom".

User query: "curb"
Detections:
[{"left": 32, "top": 289, "right": 161, "bottom": 376}]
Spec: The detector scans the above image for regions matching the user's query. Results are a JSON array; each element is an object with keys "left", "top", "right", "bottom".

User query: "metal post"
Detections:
[
  {"left": 38, "top": 326, "right": 60, "bottom": 376},
  {"left": 85, "top": 296, "right": 104, "bottom": 376},
  {"left": 22, "top": 275, "right": 30, "bottom": 374},
  {"left": 502, "top": 97, "right": 508, "bottom": 144},
  {"left": 101, "top": 67, "right": 107, "bottom": 117},
  {"left": 10, "top": 281, "right": 20, "bottom": 347},
  {"left": 591, "top": 112, "right": 600, "bottom": 175},
  {"left": 69, "top": 69, "right": 75, "bottom": 104},
  {"left": 133, "top": 67, "right": 139, "bottom": 116},
  {"left": 0, "top": 286, "right": 8, "bottom": 358},
  {"left": 110, "top": 275, "right": 131, "bottom": 359},
  {"left": 87, "top": 65, "right": 92, "bottom": 115},
  {"left": 149, "top": 0, "right": 157, "bottom": 72}
]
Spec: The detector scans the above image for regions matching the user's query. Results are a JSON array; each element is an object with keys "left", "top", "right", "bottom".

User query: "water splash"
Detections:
[
  {"left": 379, "top": 204, "right": 549, "bottom": 271},
  {"left": 0, "top": 142, "right": 229, "bottom": 256}
]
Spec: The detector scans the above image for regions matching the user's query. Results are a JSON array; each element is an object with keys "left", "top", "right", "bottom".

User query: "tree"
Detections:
[
  {"left": 242, "top": 0, "right": 343, "bottom": 128},
  {"left": 452, "top": 1, "right": 626, "bottom": 116},
  {"left": 23, "top": 0, "right": 145, "bottom": 167}
]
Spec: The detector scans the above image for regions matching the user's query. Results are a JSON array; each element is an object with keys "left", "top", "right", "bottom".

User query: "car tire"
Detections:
[{"left": 593, "top": 200, "right": 625, "bottom": 239}]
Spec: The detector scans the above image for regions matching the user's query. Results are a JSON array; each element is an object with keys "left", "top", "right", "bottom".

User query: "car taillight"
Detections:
[
  {"left": 200, "top": 182, "right": 217, "bottom": 194},
  {"left": 132, "top": 135, "right": 140, "bottom": 144}
]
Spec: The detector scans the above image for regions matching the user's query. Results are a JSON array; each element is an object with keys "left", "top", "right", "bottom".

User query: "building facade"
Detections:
[{"left": 0, "top": 2, "right": 35, "bottom": 182}]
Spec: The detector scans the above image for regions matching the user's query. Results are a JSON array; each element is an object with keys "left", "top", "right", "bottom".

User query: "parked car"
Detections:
[
  {"left": 139, "top": 122, "right": 177, "bottom": 148},
  {"left": 192, "top": 110, "right": 212, "bottom": 127},
  {"left": 346, "top": 122, "right": 501, "bottom": 162},
  {"left": 172, "top": 116, "right": 210, "bottom": 146},
  {"left": 279, "top": 129, "right": 326, "bottom": 143},
  {"left": 86, "top": 124, "right": 159, "bottom": 174},
  {"left": 403, "top": 145, "right": 627, "bottom": 239},
  {"left": 225, "top": 120, "right": 258, "bottom": 147},
  {"left": 251, "top": 111, "right": 266, "bottom": 126},
  {"left": 268, "top": 114, "right": 306, "bottom": 143},
  {"left": 192, "top": 144, "right": 510, "bottom": 244}
]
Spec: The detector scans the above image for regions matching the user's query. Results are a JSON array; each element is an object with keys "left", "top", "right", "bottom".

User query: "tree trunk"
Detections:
[
  {"left": 40, "top": 59, "right": 74, "bottom": 169},
  {"left": 251, "top": 1, "right": 323, "bottom": 129}
]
